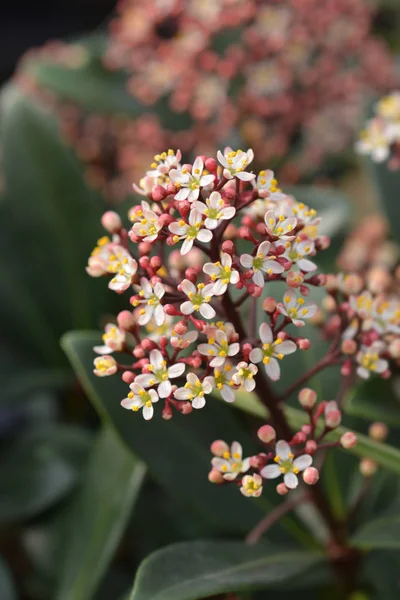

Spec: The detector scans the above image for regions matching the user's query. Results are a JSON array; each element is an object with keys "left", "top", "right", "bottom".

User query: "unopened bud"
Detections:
[
  {"left": 276, "top": 483, "right": 290, "bottom": 495},
  {"left": 185, "top": 268, "right": 198, "bottom": 282},
  {"left": 152, "top": 185, "right": 168, "bottom": 202},
  {"left": 141, "top": 338, "right": 158, "bottom": 351},
  {"left": 138, "top": 241, "right": 152, "bottom": 255},
  {"left": 250, "top": 454, "right": 268, "bottom": 469},
  {"left": 368, "top": 422, "right": 388, "bottom": 442},
  {"left": 325, "top": 409, "right": 342, "bottom": 429},
  {"left": 117, "top": 310, "right": 135, "bottom": 331},
  {"left": 164, "top": 304, "right": 181, "bottom": 316},
  {"left": 174, "top": 320, "right": 188, "bottom": 335},
  {"left": 300, "top": 285, "right": 310, "bottom": 296},
  {"left": 340, "top": 431, "right": 358, "bottom": 449},
  {"left": 322, "top": 295, "right": 336, "bottom": 312},
  {"left": 180, "top": 402, "right": 193, "bottom": 415},
  {"left": 286, "top": 271, "right": 304, "bottom": 288},
  {"left": 210, "top": 440, "right": 229, "bottom": 456},
  {"left": 205, "top": 157, "right": 218, "bottom": 172},
  {"left": 297, "top": 338, "right": 311, "bottom": 350},
  {"left": 359, "top": 458, "right": 378, "bottom": 477},
  {"left": 341, "top": 359, "right": 352, "bottom": 377},
  {"left": 341, "top": 338, "right": 357, "bottom": 355},
  {"left": 162, "top": 404, "right": 173, "bottom": 420},
  {"left": 263, "top": 297, "right": 277, "bottom": 313},
  {"left": 208, "top": 468, "right": 224, "bottom": 484},
  {"left": 291, "top": 431, "right": 307, "bottom": 444},
  {"left": 101, "top": 211, "right": 122, "bottom": 233},
  {"left": 122, "top": 371, "right": 135, "bottom": 384},
  {"left": 257, "top": 425, "right": 276, "bottom": 443},
  {"left": 303, "top": 467, "right": 319, "bottom": 485},
  {"left": 305, "top": 440, "right": 317, "bottom": 454},
  {"left": 298, "top": 388, "right": 317, "bottom": 409},
  {"left": 221, "top": 240, "right": 235, "bottom": 255},
  {"left": 133, "top": 346, "right": 145, "bottom": 358}
]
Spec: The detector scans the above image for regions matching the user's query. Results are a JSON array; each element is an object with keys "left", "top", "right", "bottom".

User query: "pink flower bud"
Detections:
[
  {"left": 180, "top": 402, "right": 193, "bottom": 415},
  {"left": 221, "top": 240, "right": 235, "bottom": 254},
  {"left": 303, "top": 467, "right": 319, "bottom": 485},
  {"left": 308, "top": 274, "right": 327, "bottom": 287},
  {"left": 302, "top": 424, "right": 312, "bottom": 435},
  {"left": 300, "top": 285, "right": 310, "bottom": 296},
  {"left": 257, "top": 424, "right": 276, "bottom": 443},
  {"left": 185, "top": 268, "right": 198, "bottom": 282},
  {"left": 286, "top": 271, "right": 304, "bottom": 288},
  {"left": 340, "top": 431, "right": 358, "bottom": 449},
  {"left": 341, "top": 338, "right": 357, "bottom": 355},
  {"left": 251, "top": 285, "right": 262, "bottom": 298},
  {"left": 325, "top": 409, "right": 342, "bottom": 429},
  {"left": 208, "top": 468, "right": 224, "bottom": 484},
  {"left": 164, "top": 304, "right": 181, "bottom": 316},
  {"left": 152, "top": 185, "right": 167, "bottom": 202},
  {"left": 162, "top": 405, "right": 173, "bottom": 420},
  {"left": 122, "top": 371, "right": 135, "bottom": 384},
  {"left": 141, "top": 338, "right": 158, "bottom": 352},
  {"left": 276, "top": 483, "right": 290, "bottom": 496},
  {"left": 341, "top": 359, "right": 352, "bottom": 377},
  {"left": 101, "top": 211, "right": 122, "bottom": 233},
  {"left": 174, "top": 320, "right": 188, "bottom": 335},
  {"left": 297, "top": 338, "right": 311, "bottom": 350},
  {"left": 368, "top": 422, "right": 388, "bottom": 442},
  {"left": 305, "top": 440, "right": 317, "bottom": 454},
  {"left": 317, "top": 236, "right": 330, "bottom": 250},
  {"left": 291, "top": 431, "right": 307, "bottom": 444},
  {"left": 210, "top": 440, "right": 229, "bottom": 456},
  {"left": 298, "top": 388, "right": 317, "bottom": 409},
  {"left": 166, "top": 182, "right": 178, "bottom": 195},
  {"left": 250, "top": 453, "right": 268, "bottom": 469},
  {"left": 205, "top": 157, "right": 218, "bottom": 172},
  {"left": 150, "top": 256, "right": 162, "bottom": 271},
  {"left": 139, "top": 242, "right": 152, "bottom": 255},
  {"left": 263, "top": 297, "right": 276, "bottom": 313},
  {"left": 360, "top": 458, "right": 378, "bottom": 477},
  {"left": 133, "top": 347, "right": 145, "bottom": 359},
  {"left": 159, "top": 213, "right": 174, "bottom": 227},
  {"left": 322, "top": 296, "right": 336, "bottom": 312},
  {"left": 117, "top": 310, "right": 135, "bottom": 331}
]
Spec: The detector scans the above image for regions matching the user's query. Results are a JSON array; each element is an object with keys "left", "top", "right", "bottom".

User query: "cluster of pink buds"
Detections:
[
  {"left": 357, "top": 91, "right": 400, "bottom": 168},
  {"left": 209, "top": 388, "right": 357, "bottom": 497},
  {"left": 87, "top": 148, "right": 330, "bottom": 420}
]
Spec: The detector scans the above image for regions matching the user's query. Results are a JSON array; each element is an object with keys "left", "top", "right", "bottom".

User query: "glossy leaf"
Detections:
[
  {"left": 346, "top": 378, "right": 400, "bottom": 426},
  {"left": 56, "top": 427, "right": 146, "bottom": 600},
  {"left": 129, "top": 541, "right": 324, "bottom": 600},
  {"left": 352, "top": 515, "right": 400, "bottom": 550}
]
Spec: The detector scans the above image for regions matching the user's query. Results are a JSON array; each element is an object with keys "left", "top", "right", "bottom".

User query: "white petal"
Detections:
[
  {"left": 158, "top": 380, "right": 172, "bottom": 398},
  {"left": 204, "top": 217, "right": 219, "bottom": 230},
  {"left": 236, "top": 171, "right": 255, "bottom": 181},
  {"left": 134, "top": 374, "right": 154, "bottom": 388},
  {"left": 252, "top": 269, "right": 265, "bottom": 288},
  {"left": 265, "top": 357, "right": 281, "bottom": 381},
  {"left": 213, "top": 279, "right": 227, "bottom": 296},
  {"left": 264, "top": 260, "right": 284, "bottom": 274},
  {"left": 174, "top": 387, "right": 192, "bottom": 400},
  {"left": 142, "top": 404, "right": 154, "bottom": 420},
  {"left": 244, "top": 378, "right": 256, "bottom": 392},
  {"left": 258, "top": 241, "right": 271, "bottom": 255},
  {"left": 293, "top": 454, "right": 313, "bottom": 472},
  {"left": 278, "top": 341, "right": 297, "bottom": 355},
  {"left": 175, "top": 188, "right": 190, "bottom": 200},
  {"left": 192, "top": 395, "right": 206, "bottom": 409},
  {"left": 284, "top": 472, "right": 298, "bottom": 489},
  {"left": 197, "top": 229, "right": 213, "bottom": 243},
  {"left": 150, "top": 349, "right": 163, "bottom": 370},
  {"left": 260, "top": 464, "right": 282, "bottom": 479},
  {"left": 249, "top": 348, "right": 263, "bottom": 363},
  {"left": 228, "top": 343, "right": 240, "bottom": 356},
  {"left": 231, "top": 441, "right": 242, "bottom": 459},
  {"left": 181, "top": 237, "right": 194, "bottom": 255},
  {"left": 221, "top": 207, "right": 236, "bottom": 219},
  {"left": 298, "top": 259, "right": 317, "bottom": 272},
  {"left": 259, "top": 322, "right": 273, "bottom": 343},
  {"left": 181, "top": 279, "right": 196, "bottom": 296},
  {"left": 168, "top": 363, "right": 185, "bottom": 378},
  {"left": 154, "top": 304, "right": 165, "bottom": 326},
  {"left": 240, "top": 254, "right": 254, "bottom": 268},
  {"left": 181, "top": 301, "right": 194, "bottom": 315},
  {"left": 276, "top": 440, "right": 291, "bottom": 460},
  {"left": 121, "top": 398, "right": 135, "bottom": 410},
  {"left": 200, "top": 303, "right": 216, "bottom": 319},
  {"left": 221, "top": 386, "right": 235, "bottom": 402}
]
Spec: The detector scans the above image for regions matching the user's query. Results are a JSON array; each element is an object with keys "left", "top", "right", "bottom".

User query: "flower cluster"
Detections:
[
  {"left": 87, "top": 148, "right": 329, "bottom": 421},
  {"left": 356, "top": 91, "right": 400, "bottom": 168},
  {"left": 209, "top": 388, "right": 357, "bottom": 497}
]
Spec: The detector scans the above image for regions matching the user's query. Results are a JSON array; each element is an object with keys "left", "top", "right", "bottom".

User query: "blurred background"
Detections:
[{"left": 1, "top": 1, "right": 400, "bottom": 599}]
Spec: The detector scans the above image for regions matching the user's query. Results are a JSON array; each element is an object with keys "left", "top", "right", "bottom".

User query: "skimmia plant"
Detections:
[
  {"left": 357, "top": 91, "right": 400, "bottom": 168},
  {"left": 87, "top": 148, "right": 399, "bottom": 542}
]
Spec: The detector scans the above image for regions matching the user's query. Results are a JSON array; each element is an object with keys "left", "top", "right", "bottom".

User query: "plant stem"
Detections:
[
  {"left": 246, "top": 494, "right": 309, "bottom": 545},
  {"left": 278, "top": 353, "right": 341, "bottom": 402}
]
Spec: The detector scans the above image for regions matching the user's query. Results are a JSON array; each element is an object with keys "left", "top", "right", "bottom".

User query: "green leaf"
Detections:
[
  {"left": 367, "top": 158, "right": 400, "bottom": 242},
  {"left": 0, "top": 559, "right": 17, "bottom": 600},
  {"left": 346, "top": 378, "right": 400, "bottom": 426},
  {"left": 233, "top": 390, "right": 400, "bottom": 476},
  {"left": 0, "top": 425, "right": 91, "bottom": 521},
  {"left": 129, "top": 541, "right": 324, "bottom": 600},
  {"left": 352, "top": 515, "right": 400, "bottom": 550},
  {"left": 56, "top": 427, "right": 146, "bottom": 600}
]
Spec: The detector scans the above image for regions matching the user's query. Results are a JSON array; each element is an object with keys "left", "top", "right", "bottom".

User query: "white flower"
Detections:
[
  {"left": 371, "top": 298, "right": 400, "bottom": 334},
  {"left": 264, "top": 209, "right": 297, "bottom": 241},
  {"left": 169, "top": 156, "right": 215, "bottom": 202},
  {"left": 135, "top": 349, "right": 185, "bottom": 398},
  {"left": 93, "top": 355, "right": 117, "bottom": 377},
  {"left": 121, "top": 384, "right": 159, "bottom": 420},
  {"left": 198, "top": 329, "right": 240, "bottom": 367},
  {"left": 180, "top": 280, "right": 216, "bottom": 319},
  {"left": 132, "top": 209, "right": 162, "bottom": 242},
  {"left": 132, "top": 176, "right": 157, "bottom": 197},
  {"left": 249, "top": 323, "right": 297, "bottom": 381},
  {"left": 129, "top": 201, "right": 151, "bottom": 223},
  {"left": 170, "top": 329, "right": 199, "bottom": 349},
  {"left": 356, "top": 118, "right": 391, "bottom": 163},
  {"left": 174, "top": 373, "right": 214, "bottom": 409},
  {"left": 240, "top": 474, "right": 263, "bottom": 497},
  {"left": 169, "top": 209, "right": 213, "bottom": 255},
  {"left": 131, "top": 277, "right": 166, "bottom": 326},
  {"left": 284, "top": 237, "right": 317, "bottom": 272},
  {"left": 193, "top": 191, "right": 236, "bottom": 230},
  {"left": 203, "top": 253, "right": 240, "bottom": 295},
  {"left": 209, "top": 364, "right": 237, "bottom": 402},
  {"left": 231, "top": 361, "right": 258, "bottom": 392},
  {"left": 212, "top": 441, "right": 250, "bottom": 480},
  {"left": 277, "top": 288, "right": 318, "bottom": 327},
  {"left": 289, "top": 201, "right": 320, "bottom": 227},
  {"left": 356, "top": 343, "right": 388, "bottom": 379},
  {"left": 260, "top": 440, "right": 312, "bottom": 489},
  {"left": 350, "top": 291, "right": 374, "bottom": 320},
  {"left": 217, "top": 147, "right": 256, "bottom": 181},
  {"left": 253, "top": 170, "right": 286, "bottom": 201},
  {"left": 94, "top": 324, "right": 125, "bottom": 354},
  {"left": 108, "top": 251, "right": 138, "bottom": 292},
  {"left": 146, "top": 149, "right": 182, "bottom": 177},
  {"left": 240, "top": 240, "right": 284, "bottom": 288}
]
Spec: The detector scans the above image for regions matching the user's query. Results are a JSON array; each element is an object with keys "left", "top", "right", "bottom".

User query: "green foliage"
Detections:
[
  {"left": 0, "top": 559, "right": 17, "bottom": 600},
  {"left": 346, "top": 378, "right": 400, "bottom": 426},
  {"left": 56, "top": 427, "right": 146, "bottom": 600},
  {"left": 129, "top": 541, "right": 324, "bottom": 600},
  {"left": 352, "top": 515, "right": 400, "bottom": 549},
  {"left": 367, "top": 158, "right": 400, "bottom": 242}
]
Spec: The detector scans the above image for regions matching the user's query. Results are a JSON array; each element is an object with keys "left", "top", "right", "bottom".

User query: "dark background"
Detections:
[{"left": 0, "top": 0, "right": 115, "bottom": 84}]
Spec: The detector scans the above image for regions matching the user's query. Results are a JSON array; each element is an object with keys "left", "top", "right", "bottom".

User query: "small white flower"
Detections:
[
  {"left": 132, "top": 176, "right": 157, "bottom": 197},
  {"left": 146, "top": 149, "right": 182, "bottom": 177},
  {"left": 212, "top": 441, "right": 251, "bottom": 480},
  {"left": 356, "top": 118, "right": 391, "bottom": 163},
  {"left": 350, "top": 291, "right": 374, "bottom": 320},
  {"left": 131, "top": 277, "right": 166, "bottom": 326},
  {"left": 264, "top": 209, "right": 297, "bottom": 240},
  {"left": 198, "top": 329, "right": 240, "bottom": 367},
  {"left": 231, "top": 361, "right": 258, "bottom": 392},
  {"left": 277, "top": 288, "right": 318, "bottom": 327},
  {"left": 174, "top": 373, "right": 214, "bottom": 409},
  {"left": 86, "top": 236, "right": 116, "bottom": 277},
  {"left": 135, "top": 349, "right": 185, "bottom": 398},
  {"left": 260, "top": 440, "right": 312, "bottom": 489},
  {"left": 180, "top": 280, "right": 216, "bottom": 319},
  {"left": 209, "top": 364, "right": 237, "bottom": 402},
  {"left": 121, "top": 384, "right": 159, "bottom": 420},
  {"left": 284, "top": 237, "right": 317, "bottom": 272},
  {"left": 217, "top": 147, "right": 255, "bottom": 181},
  {"left": 356, "top": 343, "right": 388, "bottom": 379},
  {"left": 193, "top": 191, "right": 236, "bottom": 230},
  {"left": 169, "top": 209, "right": 213, "bottom": 255},
  {"left": 132, "top": 209, "right": 162, "bottom": 242},
  {"left": 94, "top": 324, "right": 125, "bottom": 354},
  {"left": 169, "top": 156, "right": 215, "bottom": 202},
  {"left": 170, "top": 329, "right": 199, "bottom": 349},
  {"left": 240, "top": 474, "right": 263, "bottom": 497},
  {"left": 371, "top": 298, "right": 400, "bottom": 335},
  {"left": 203, "top": 253, "right": 240, "bottom": 295},
  {"left": 108, "top": 251, "right": 138, "bottom": 292},
  {"left": 249, "top": 323, "right": 297, "bottom": 381},
  {"left": 253, "top": 170, "right": 286, "bottom": 201},
  {"left": 240, "top": 240, "right": 284, "bottom": 288},
  {"left": 93, "top": 355, "right": 117, "bottom": 377}
]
